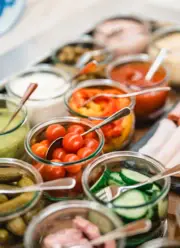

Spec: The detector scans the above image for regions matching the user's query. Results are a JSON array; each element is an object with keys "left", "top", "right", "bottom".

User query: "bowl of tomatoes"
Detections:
[{"left": 25, "top": 117, "right": 104, "bottom": 201}]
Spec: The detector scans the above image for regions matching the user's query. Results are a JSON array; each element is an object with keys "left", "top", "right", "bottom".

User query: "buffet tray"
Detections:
[{"left": 0, "top": 0, "right": 180, "bottom": 88}]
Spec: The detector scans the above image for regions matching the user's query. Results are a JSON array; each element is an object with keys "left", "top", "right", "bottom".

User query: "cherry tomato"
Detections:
[
  {"left": 40, "top": 139, "right": 50, "bottom": 147},
  {"left": 111, "top": 125, "right": 122, "bottom": 137},
  {"left": 46, "top": 124, "right": 66, "bottom": 142},
  {"left": 44, "top": 162, "right": 65, "bottom": 181},
  {"left": 33, "top": 163, "right": 45, "bottom": 178},
  {"left": 77, "top": 147, "right": 93, "bottom": 159},
  {"left": 31, "top": 143, "right": 48, "bottom": 158},
  {"left": 63, "top": 133, "right": 84, "bottom": 152},
  {"left": 67, "top": 124, "right": 85, "bottom": 135},
  {"left": 84, "top": 138, "right": 99, "bottom": 151},
  {"left": 52, "top": 148, "right": 66, "bottom": 161},
  {"left": 63, "top": 154, "right": 81, "bottom": 173},
  {"left": 84, "top": 131, "right": 96, "bottom": 139}
]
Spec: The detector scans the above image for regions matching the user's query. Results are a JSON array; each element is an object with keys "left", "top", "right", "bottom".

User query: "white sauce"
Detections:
[
  {"left": 7, "top": 70, "right": 70, "bottom": 126},
  {"left": 10, "top": 72, "right": 69, "bottom": 100}
]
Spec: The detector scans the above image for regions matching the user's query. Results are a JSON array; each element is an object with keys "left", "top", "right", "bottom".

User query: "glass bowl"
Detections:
[
  {"left": 107, "top": 54, "right": 169, "bottom": 122},
  {"left": 0, "top": 95, "right": 29, "bottom": 159},
  {"left": 64, "top": 79, "right": 135, "bottom": 153},
  {"left": 0, "top": 158, "right": 43, "bottom": 247},
  {"left": 6, "top": 64, "right": 70, "bottom": 127},
  {"left": 24, "top": 200, "right": 125, "bottom": 248},
  {"left": 82, "top": 151, "right": 171, "bottom": 247},
  {"left": 25, "top": 117, "right": 104, "bottom": 201},
  {"left": 148, "top": 25, "right": 180, "bottom": 86},
  {"left": 139, "top": 238, "right": 180, "bottom": 248},
  {"left": 93, "top": 15, "right": 150, "bottom": 57}
]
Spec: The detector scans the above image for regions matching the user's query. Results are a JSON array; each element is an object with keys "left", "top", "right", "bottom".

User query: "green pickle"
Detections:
[
  {"left": 0, "top": 168, "right": 23, "bottom": 183},
  {"left": 7, "top": 217, "right": 26, "bottom": 236},
  {"left": 0, "top": 170, "right": 42, "bottom": 246},
  {"left": 0, "top": 229, "right": 9, "bottom": 244}
]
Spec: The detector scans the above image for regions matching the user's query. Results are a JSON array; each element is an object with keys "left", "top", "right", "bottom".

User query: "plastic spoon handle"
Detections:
[
  {"left": 145, "top": 48, "right": 167, "bottom": 81},
  {"left": 82, "top": 107, "right": 131, "bottom": 136},
  {"left": 91, "top": 219, "right": 151, "bottom": 246},
  {"left": 0, "top": 178, "right": 76, "bottom": 194},
  {"left": 0, "top": 83, "right": 38, "bottom": 133}
]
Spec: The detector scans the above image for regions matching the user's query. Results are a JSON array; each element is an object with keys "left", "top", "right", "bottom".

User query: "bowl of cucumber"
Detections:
[
  {"left": 24, "top": 200, "right": 125, "bottom": 248},
  {"left": 82, "top": 151, "right": 171, "bottom": 247},
  {"left": 0, "top": 158, "right": 43, "bottom": 247}
]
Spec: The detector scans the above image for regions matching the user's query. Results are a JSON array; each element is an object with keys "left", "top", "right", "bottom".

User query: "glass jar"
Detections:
[
  {"left": 82, "top": 151, "right": 170, "bottom": 247},
  {"left": 25, "top": 117, "right": 104, "bottom": 201},
  {"left": 64, "top": 79, "right": 135, "bottom": 153},
  {"left": 24, "top": 200, "right": 125, "bottom": 248},
  {"left": 139, "top": 238, "right": 180, "bottom": 248},
  {"left": 148, "top": 26, "right": 180, "bottom": 86},
  {"left": 6, "top": 64, "right": 70, "bottom": 127},
  {"left": 107, "top": 54, "right": 169, "bottom": 122},
  {"left": 93, "top": 15, "right": 150, "bottom": 57},
  {"left": 0, "top": 158, "right": 43, "bottom": 247},
  {"left": 0, "top": 95, "right": 29, "bottom": 159}
]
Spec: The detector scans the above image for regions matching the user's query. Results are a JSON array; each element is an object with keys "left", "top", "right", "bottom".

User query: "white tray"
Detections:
[{"left": 0, "top": 0, "right": 180, "bottom": 88}]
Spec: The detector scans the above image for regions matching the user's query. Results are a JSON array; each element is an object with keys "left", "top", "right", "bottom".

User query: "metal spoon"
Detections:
[
  {"left": 0, "top": 83, "right": 38, "bottom": 134},
  {"left": 0, "top": 178, "right": 76, "bottom": 194},
  {"left": 72, "top": 60, "right": 98, "bottom": 81},
  {"left": 81, "top": 86, "right": 171, "bottom": 107},
  {"left": 46, "top": 107, "right": 131, "bottom": 160},
  {"left": 145, "top": 48, "right": 167, "bottom": 81},
  {"left": 67, "top": 219, "right": 151, "bottom": 248}
]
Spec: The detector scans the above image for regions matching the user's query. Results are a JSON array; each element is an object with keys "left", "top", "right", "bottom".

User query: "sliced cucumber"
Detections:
[
  {"left": 158, "top": 198, "right": 168, "bottom": 219},
  {"left": 108, "top": 172, "right": 124, "bottom": 186},
  {"left": 113, "top": 190, "right": 148, "bottom": 220},
  {"left": 120, "top": 169, "right": 152, "bottom": 190},
  {"left": 146, "top": 183, "right": 161, "bottom": 195},
  {"left": 145, "top": 208, "right": 154, "bottom": 219},
  {"left": 90, "top": 170, "right": 110, "bottom": 193}
]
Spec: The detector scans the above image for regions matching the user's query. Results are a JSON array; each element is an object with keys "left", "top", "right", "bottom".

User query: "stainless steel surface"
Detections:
[{"left": 0, "top": 0, "right": 180, "bottom": 87}]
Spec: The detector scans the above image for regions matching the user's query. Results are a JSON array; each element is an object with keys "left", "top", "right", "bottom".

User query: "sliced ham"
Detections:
[
  {"left": 43, "top": 228, "right": 85, "bottom": 248},
  {"left": 139, "top": 119, "right": 176, "bottom": 157},
  {"left": 104, "top": 240, "right": 116, "bottom": 248},
  {"left": 73, "top": 216, "right": 101, "bottom": 240},
  {"left": 168, "top": 102, "right": 180, "bottom": 124},
  {"left": 166, "top": 151, "right": 180, "bottom": 169},
  {"left": 156, "top": 125, "right": 180, "bottom": 165}
]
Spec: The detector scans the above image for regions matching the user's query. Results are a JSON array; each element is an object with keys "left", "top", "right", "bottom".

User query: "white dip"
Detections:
[{"left": 7, "top": 66, "right": 70, "bottom": 126}]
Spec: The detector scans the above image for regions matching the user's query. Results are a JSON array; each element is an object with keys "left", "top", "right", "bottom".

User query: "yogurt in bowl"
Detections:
[{"left": 6, "top": 64, "right": 70, "bottom": 126}]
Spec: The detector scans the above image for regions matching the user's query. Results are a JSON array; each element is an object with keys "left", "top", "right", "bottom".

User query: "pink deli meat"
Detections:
[
  {"left": 139, "top": 119, "right": 176, "bottom": 158},
  {"left": 43, "top": 216, "right": 116, "bottom": 248},
  {"left": 156, "top": 125, "right": 180, "bottom": 165}
]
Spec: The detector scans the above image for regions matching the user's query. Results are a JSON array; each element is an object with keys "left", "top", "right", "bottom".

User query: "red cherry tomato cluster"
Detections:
[{"left": 32, "top": 123, "right": 100, "bottom": 182}]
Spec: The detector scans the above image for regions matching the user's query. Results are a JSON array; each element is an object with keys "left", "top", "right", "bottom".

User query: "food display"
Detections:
[
  {"left": 148, "top": 26, "right": 180, "bottom": 86},
  {"left": 107, "top": 54, "right": 169, "bottom": 121},
  {"left": 82, "top": 151, "right": 170, "bottom": 247},
  {"left": 0, "top": 158, "right": 43, "bottom": 247},
  {"left": 24, "top": 200, "right": 124, "bottom": 248},
  {"left": 25, "top": 117, "right": 104, "bottom": 200},
  {"left": 94, "top": 17, "right": 150, "bottom": 57},
  {"left": 65, "top": 80, "right": 135, "bottom": 152},
  {"left": 0, "top": 95, "right": 29, "bottom": 159},
  {"left": 1, "top": 14, "right": 180, "bottom": 248},
  {"left": 6, "top": 65, "right": 70, "bottom": 127}
]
